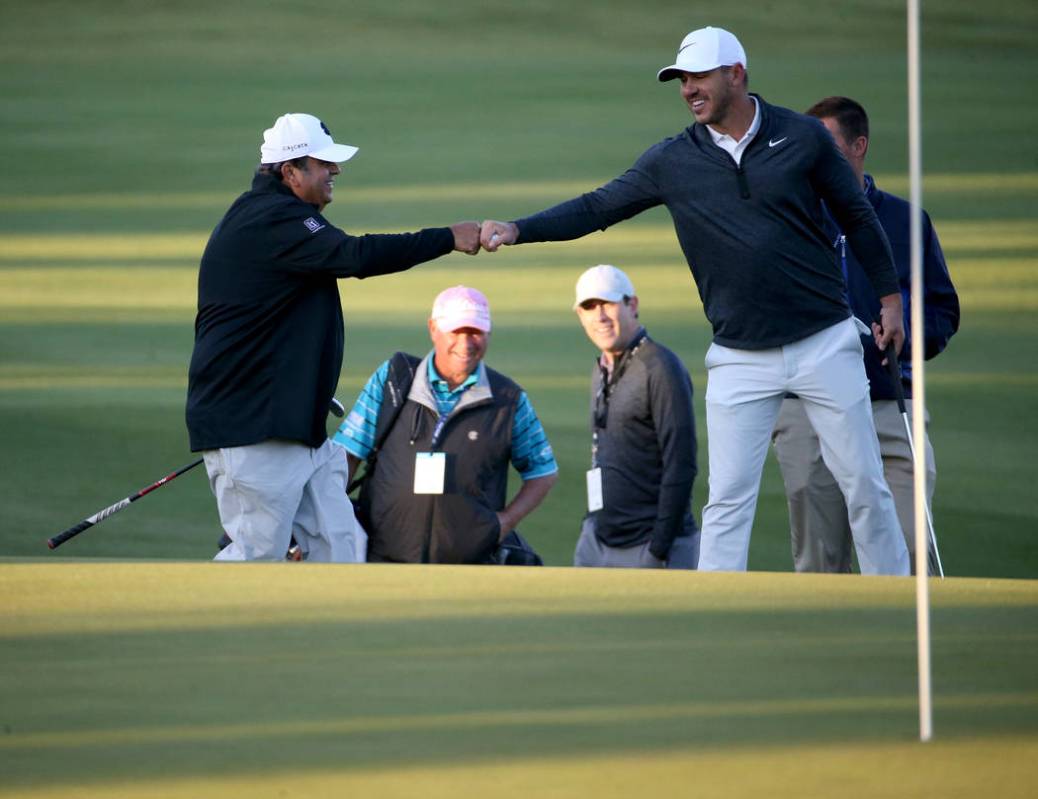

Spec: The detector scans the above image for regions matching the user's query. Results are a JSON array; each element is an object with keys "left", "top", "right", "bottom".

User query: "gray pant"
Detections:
[
  {"left": 573, "top": 516, "right": 700, "bottom": 569},
  {"left": 772, "top": 397, "right": 936, "bottom": 574}
]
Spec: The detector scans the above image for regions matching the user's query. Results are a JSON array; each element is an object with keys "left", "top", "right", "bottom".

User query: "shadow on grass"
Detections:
[{"left": 1, "top": 604, "right": 1035, "bottom": 788}]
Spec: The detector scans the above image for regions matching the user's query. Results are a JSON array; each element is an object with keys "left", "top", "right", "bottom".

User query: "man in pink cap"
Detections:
[
  {"left": 187, "top": 113, "right": 481, "bottom": 563},
  {"left": 333, "top": 286, "right": 558, "bottom": 563}
]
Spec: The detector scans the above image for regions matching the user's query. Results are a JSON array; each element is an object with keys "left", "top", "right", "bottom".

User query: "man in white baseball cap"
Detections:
[
  {"left": 261, "top": 113, "right": 359, "bottom": 165},
  {"left": 571, "top": 265, "right": 699, "bottom": 570},
  {"left": 656, "top": 26, "right": 747, "bottom": 81},
  {"left": 479, "top": 27, "right": 911, "bottom": 576},
  {"left": 188, "top": 114, "right": 482, "bottom": 563}
]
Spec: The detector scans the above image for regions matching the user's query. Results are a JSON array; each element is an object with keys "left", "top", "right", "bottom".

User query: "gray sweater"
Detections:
[
  {"left": 590, "top": 329, "right": 697, "bottom": 558},
  {"left": 516, "top": 95, "right": 898, "bottom": 350}
]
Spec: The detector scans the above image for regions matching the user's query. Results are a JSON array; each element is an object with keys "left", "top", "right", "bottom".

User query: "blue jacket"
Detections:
[{"left": 830, "top": 175, "right": 960, "bottom": 400}]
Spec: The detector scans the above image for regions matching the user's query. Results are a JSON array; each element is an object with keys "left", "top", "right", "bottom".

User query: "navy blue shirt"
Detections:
[
  {"left": 515, "top": 96, "right": 899, "bottom": 350},
  {"left": 832, "top": 175, "right": 959, "bottom": 400}
]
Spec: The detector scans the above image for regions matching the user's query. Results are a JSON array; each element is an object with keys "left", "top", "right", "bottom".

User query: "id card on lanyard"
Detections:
[
  {"left": 414, "top": 411, "right": 450, "bottom": 495},
  {"left": 586, "top": 466, "right": 603, "bottom": 512},
  {"left": 585, "top": 333, "right": 646, "bottom": 514}
]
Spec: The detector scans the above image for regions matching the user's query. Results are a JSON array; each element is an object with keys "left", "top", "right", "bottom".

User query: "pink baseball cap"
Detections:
[{"left": 431, "top": 285, "right": 492, "bottom": 333}]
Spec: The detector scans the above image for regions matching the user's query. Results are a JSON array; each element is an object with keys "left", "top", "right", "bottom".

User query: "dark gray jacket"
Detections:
[
  {"left": 589, "top": 329, "right": 697, "bottom": 559},
  {"left": 515, "top": 95, "right": 899, "bottom": 350}
]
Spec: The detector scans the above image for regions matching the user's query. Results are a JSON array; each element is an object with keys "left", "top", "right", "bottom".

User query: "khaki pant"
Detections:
[
  {"left": 205, "top": 438, "right": 367, "bottom": 562},
  {"left": 772, "top": 398, "right": 936, "bottom": 574}
]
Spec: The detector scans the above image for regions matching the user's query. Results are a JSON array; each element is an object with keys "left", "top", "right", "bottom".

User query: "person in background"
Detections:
[
  {"left": 333, "top": 286, "right": 557, "bottom": 563},
  {"left": 772, "top": 96, "right": 960, "bottom": 573},
  {"left": 571, "top": 265, "right": 699, "bottom": 569}
]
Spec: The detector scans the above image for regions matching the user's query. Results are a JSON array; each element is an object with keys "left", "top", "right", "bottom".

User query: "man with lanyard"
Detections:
[
  {"left": 186, "top": 113, "right": 481, "bottom": 562},
  {"left": 333, "top": 286, "right": 558, "bottom": 563},
  {"left": 479, "top": 27, "right": 909, "bottom": 574},
  {"left": 772, "top": 96, "right": 960, "bottom": 573},
  {"left": 572, "top": 265, "right": 699, "bottom": 568}
]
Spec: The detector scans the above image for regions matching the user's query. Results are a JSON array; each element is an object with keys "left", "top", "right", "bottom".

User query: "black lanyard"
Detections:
[{"left": 591, "top": 330, "right": 647, "bottom": 467}]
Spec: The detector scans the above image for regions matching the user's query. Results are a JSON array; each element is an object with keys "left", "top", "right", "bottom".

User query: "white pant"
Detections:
[
  {"left": 205, "top": 439, "right": 366, "bottom": 563},
  {"left": 698, "top": 318, "right": 909, "bottom": 576}
]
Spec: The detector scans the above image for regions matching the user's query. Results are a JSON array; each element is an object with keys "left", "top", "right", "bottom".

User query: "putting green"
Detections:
[{"left": 1, "top": 564, "right": 1035, "bottom": 798}]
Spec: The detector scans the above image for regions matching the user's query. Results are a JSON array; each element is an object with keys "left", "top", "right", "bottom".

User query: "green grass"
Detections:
[
  {"left": 1, "top": 0, "right": 1036, "bottom": 575},
  {"left": 1, "top": 564, "right": 1036, "bottom": 797}
]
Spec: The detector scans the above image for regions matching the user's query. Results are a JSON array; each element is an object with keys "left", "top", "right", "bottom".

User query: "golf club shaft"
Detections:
[
  {"left": 883, "top": 341, "right": 944, "bottom": 577},
  {"left": 47, "top": 458, "right": 204, "bottom": 550},
  {"left": 49, "top": 398, "right": 341, "bottom": 551}
]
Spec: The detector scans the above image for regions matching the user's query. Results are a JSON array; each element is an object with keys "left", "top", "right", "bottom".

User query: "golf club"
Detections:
[
  {"left": 47, "top": 458, "right": 204, "bottom": 550},
  {"left": 882, "top": 341, "right": 945, "bottom": 577},
  {"left": 49, "top": 396, "right": 349, "bottom": 551}
]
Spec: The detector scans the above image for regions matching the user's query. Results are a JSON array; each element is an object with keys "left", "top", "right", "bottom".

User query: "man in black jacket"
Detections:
[
  {"left": 571, "top": 265, "right": 699, "bottom": 569},
  {"left": 186, "top": 113, "right": 480, "bottom": 562},
  {"left": 479, "top": 27, "right": 910, "bottom": 575}
]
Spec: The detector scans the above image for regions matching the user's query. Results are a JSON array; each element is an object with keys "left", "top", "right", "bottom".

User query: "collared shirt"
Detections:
[
  {"left": 333, "top": 354, "right": 558, "bottom": 480},
  {"left": 706, "top": 96, "right": 760, "bottom": 166},
  {"left": 425, "top": 356, "right": 480, "bottom": 418}
]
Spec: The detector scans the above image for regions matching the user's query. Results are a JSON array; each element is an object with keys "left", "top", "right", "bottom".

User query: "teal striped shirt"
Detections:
[{"left": 333, "top": 356, "right": 557, "bottom": 481}]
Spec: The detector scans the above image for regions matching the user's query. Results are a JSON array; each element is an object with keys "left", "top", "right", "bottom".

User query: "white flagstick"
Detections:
[{"left": 908, "top": 0, "right": 933, "bottom": 743}]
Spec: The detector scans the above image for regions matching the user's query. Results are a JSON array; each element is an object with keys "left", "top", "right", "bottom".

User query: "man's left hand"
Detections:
[{"left": 872, "top": 293, "right": 905, "bottom": 362}]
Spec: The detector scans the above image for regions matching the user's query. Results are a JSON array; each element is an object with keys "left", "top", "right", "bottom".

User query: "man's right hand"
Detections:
[
  {"left": 480, "top": 220, "right": 519, "bottom": 252},
  {"left": 450, "top": 221, "right": 482, "bottom": 255}
]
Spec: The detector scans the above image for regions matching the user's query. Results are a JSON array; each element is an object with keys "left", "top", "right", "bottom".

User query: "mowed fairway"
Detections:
[
  {"left": 1, "top": 564, "right": 1036, "bottom": 798},
  {"left": 1, "top": 2, "right": 1037, "bottom": 796}
]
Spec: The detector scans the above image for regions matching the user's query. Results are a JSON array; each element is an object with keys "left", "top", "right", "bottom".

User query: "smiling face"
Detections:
[
  {"left": 679, "top": 65, "right": 745, "bottom": 131},
  {"left": 282, "top": 157, "right": 341, "bottom": 211},
  {"left": 428, "top": 321, "right": 489, "bottom": 389},
  {"left": 575, "top": 296, "right": 640, "bottom": 365}
]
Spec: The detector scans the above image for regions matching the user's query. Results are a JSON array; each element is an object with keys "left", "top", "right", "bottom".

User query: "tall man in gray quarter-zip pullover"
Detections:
[{"left": 479, "top": 27, "right": 910, "bottom": 575}]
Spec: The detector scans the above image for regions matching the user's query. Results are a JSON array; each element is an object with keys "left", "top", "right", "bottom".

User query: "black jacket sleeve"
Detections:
[
  {"left": 272, "top": 209, "right": 455, "bottom": 279},
  {"left": 646, "top": 350, "right": 697, "bottom": 560}
]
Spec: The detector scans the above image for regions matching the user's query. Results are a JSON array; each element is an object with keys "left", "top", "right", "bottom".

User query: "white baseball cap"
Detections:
[
  {"left": 431, "top": 285, "right": 492, "bottom": 333},
  {"left": 656, "top": 26, "right": 747, "bottom": 82},
  {"left": 260, "top": 113, "right": 359, "bottom": 164},
  {"left": 573, "top": 265, "right": 636, "bottom": 309}
]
